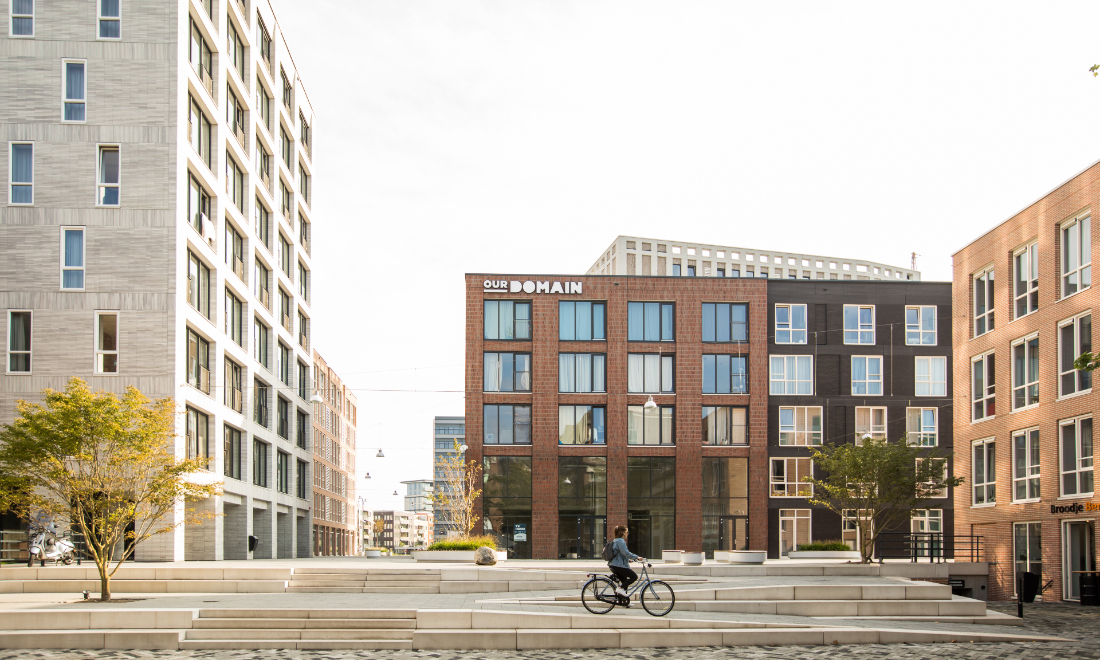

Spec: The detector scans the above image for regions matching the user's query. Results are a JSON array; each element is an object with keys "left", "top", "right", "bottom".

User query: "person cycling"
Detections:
[{"left": 608, "top": 525, "right": 645, "bottom": 599}]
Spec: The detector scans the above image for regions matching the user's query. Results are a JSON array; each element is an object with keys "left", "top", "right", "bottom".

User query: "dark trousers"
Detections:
[{"left": 610, "top": 566, "right": 638, "bottom": 591}]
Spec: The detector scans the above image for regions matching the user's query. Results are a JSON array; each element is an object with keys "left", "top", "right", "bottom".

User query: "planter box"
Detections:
[
  {"left": 411, "top": 549, "right": 508, "bottom": 563},
  {"left": 682, "top": 551, "right": 704, "bottom": 566},
  {"left": 715, "top": 550, "right": 766, "bottom": 564},
  {"left": 364, "top": 550, "right": 381, "bottom": 558},
  {"left": 662, "top": 550, "right": 683, "bottom": 563},
  {"left": 786, "top": 550, "right": 862, "bottom": 560}
]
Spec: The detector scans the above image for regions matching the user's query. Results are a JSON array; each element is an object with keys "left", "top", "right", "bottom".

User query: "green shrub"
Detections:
[
  {"left": 426, "top": 535, "right": 498, "bottom": 551},
  {"left": 796, "top": 541, "right": 852, "bottom": 552}
]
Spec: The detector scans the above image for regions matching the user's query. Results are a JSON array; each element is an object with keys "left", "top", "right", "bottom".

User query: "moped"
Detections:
[{"left": 27, "top": 525, "right": 77, "bottom": 567}]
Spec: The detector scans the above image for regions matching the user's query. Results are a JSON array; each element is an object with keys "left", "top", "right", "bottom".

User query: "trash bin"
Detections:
[
  {"left": 1021, "top": 572, "right": 1041, "bottom": 603},
  {"left": 1081, "top": 573, "right": 1100, "bottom": 606},
  {"left": 248, "top": 535, "right": 258, "bottom": 552}
]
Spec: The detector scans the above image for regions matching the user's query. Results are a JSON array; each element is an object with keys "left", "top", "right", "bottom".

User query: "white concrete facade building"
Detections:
[
  {"left": 401, "top": 479, "right": 433, "bottom": 514},
  {"left": 0, "top": 0, "right": 318, "bottom": 560},
  {"left": 587, "top": 236, "right": 920, "bottom": 281},
  {"left": 432, "top": 415, "right": 465, "bottom": 539}
]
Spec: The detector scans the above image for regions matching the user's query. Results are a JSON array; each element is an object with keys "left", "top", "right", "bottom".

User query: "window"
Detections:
[
  {"left": 298, "top": 262, "right": 308, "bottom": 299},
  {"left": 10, "top": 142, "right": 32, "bottom": 204},
  {"left": 186, "top": 327, "right": 210, "bottom": 394},
  {"left": 974, "top": 267, "right": 995, "bottom": 335},
  {"left": 279, "top": 289, "right": 292, "bottom": 332},
  {"left": 224, "top": 358, "right": 242, "bottom": 412},
  {"left": 10, "top": 0, "right": 32, "bottom": 36},
  {"left": 770, "top": 458, "right": 812, "bottom": 497},
  {"left": 253, "top": 439, "right": 269, "bottom": 487},
  {"left": 687, "top": 265, "right": 696, "bottom": 276},
  {"left": 227, "top": 21, "right": 245, "bottom": 79},
  {"left": 280, "top": 128, "right": 292, "bottom": 168},
  {"left": 187, "top": 172, "right": 210, "bottom": 233},
  {"left": 1062, "top": 214, "right": 1091, "bottom": 297},
  {"left": 906, "top": 407, "right": 937, "bottom": 446},
  {"left": 627, "top": 405, "right": 674, "bottom": 445},
  {"left": 277, "top": 397, "right": 289, "bottom": 439},
  {"left": 627, "top": 302, "right": 674, "bottom": 341},
  {"left": 1013, "top": 428, "right": 1040, "bottom": 502},
  {"left": 224, "top": 425, "right": 241, "bottom": 480},
  {"left": 92, "top": 145, "right": 121, "bottom": 206},
  {"left": 188, "top": 16, "right": 213, "bottom": 91},
  {"left": 701, "top": 354, "right": 747, "bottom": 393},
  {"left": 255, "top": 80, "right": 272, "bottom": 133},
  {"left": 255, "top": 200, "right": 271, "bottom": 248},
  {"left": 1014, "top": 523, "right": 1042, "bottom": 586},
  {"left": 972, "top": 438, "right": 996, "bottom": 505},
  {"left": 278, "top": 343, "right": 291, "bottom": 385},
  {"left": 915, "top": 356, "right": 946, "bottom": 396},
  {"left": 672, "top": 264, "right": 681, "bottom": 276},
  {"left": 253, "top": 379, "right": 269, "bottom": 426},
  {"left": 296, "top": 459, "right": 308, "bottom": 498},
  {"left": 298, "top": 166, "right": 310, "bottom": 205},
  {"left": 972, "top": 351, "right": 995, "bottom": 421},
  {"left": 225, "top": 222, "right": 244, "bottom": 278},
  {"left": 187, "top": 251, "right": 210, "bottom": 318},
  {"left": 775, "top": 304, "right": 806, "bottom": 344},
  {"left": 627, "top": 354, "right": 674, "bottom": 393},
  {"left": 300, "top": 112, "right": 311, "bottom": 155},
  {"left": 253, "top": 318, "right": 269, "bottom": 368},
  {"left": 1012, "top": 336, "right": 1039, "bottom": 410},
  {"left": 905, "top": 306, "right": 936, "bottom": 345},
  {"left": 296, "top": 361, "right": 307, "bottom": 399},
  {"left": 855, "top": 406, "right": 886, "bottom": 444},
  {"left": 297, "top": 311, "right": 308, "bottom": 348},
  {"left": 483, "top": 301, "right": 531, "bottom": 340},
  {"left": 770, "top": 355, "right": 813, "bottom": 395},
  {"left": 911, "top": 509, "right": 942, "bottom": 550},
  {"left": 779, "top": 509, "right": 811, "bottom": 557},
  {"left": 702, "top": 302, "right": 748, "bottom": 342},
  {"left": 296, "top": 409, "right": 307, "bottom": 448},
  {"left": 280, "top": 180, "right": 291, "bottom": 218},
  {"left": 8, "top": 311, "right": 31, "bottom": 373},
  {"left": 281, "top": 69, "right": 292, "bottom": 108},
  {"left": 558, "top": 301, "right": 606, "bottom": 340},
  {"left": 278, "top": 234, "right": 291, "bottom": 274},
  {"left": 226, "top": 155, "right": 244, "bottom": 210},
  {"left": 62, "top": 60, "right": 86, "bottom": 121},
  {"left": 916, "top": 458, "right": 948, "bottom": 498},
  {"left": 94, "top": 311, "right": 118, "bottom": 373},
  {"left": 257, "top": 18, "right": 272, "bottom": 65},
  {"left": 702, "top": 406, "right": 747, "bottom": 445},
  {"left": 558, "top": 405, "right": 605, "bottom": 444},
  {"left": 851, "top": 356, "right": 883, "bottom": 395},
  {"left": 1059, "top": 313, "right": 1092, "bottom": 397},
  {"left": 483, "top": 404, "right": 531, "bottom": 445},
  {"left": 843, "top": 305, "right": 875, "bottom": 344},
  {"left": 778, "top": 406, "right": 822, "bottom": 445},
  {"left": 483, "top": 352, "right": 531, "bottom": 392},
  {"left": 1014, "top": 242, "right": 1038, "bottom": 318},
  {"left": 98, "top": 0, "right": 120, "bottom": 38},
  {"left": 185, "top": 407, "right": 209, "bottom": 460},
  {"left": 60, "top": 227, "right": 84, "bottom": 289},
  {"left": 558, "top": 353, "right": 605, "bottom": 392},
  {"left": 1061, "top": 416, "right": 1094, "bottom": 497},
  {"left": 254, "top": 259, "right": 270, "bottom": 309}
]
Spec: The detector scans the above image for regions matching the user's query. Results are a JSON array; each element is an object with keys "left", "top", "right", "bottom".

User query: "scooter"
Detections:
[{"left": 27, "top": 526, "right": 77, "bottom": 567}]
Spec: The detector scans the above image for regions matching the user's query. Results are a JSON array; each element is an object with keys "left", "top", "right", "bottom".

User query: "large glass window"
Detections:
[
  {"left": 188, "top": 95, "right": 212, "bottom": 168},
  {"left": 483, "top": 456, "right": 533, "bottom": 559},
  {"left": 627, "top": 302, "right": 674, "bottom": 342},
  {"left": 185, "top": 406, "right": 209, "bottom": 460},
  {"left": 483, "top": 404, "right": 531, "bottom": 445},
  {"left": 188, "top": 172, "right": 211, "bottom": 232},
  {"left": 224, "top": 289, "right": 243, "bottom": 346},
  {"left": 778, "top": 406, "right": 822, "bottom": 445},
  {"left": 254, "top": 260, "right": 271, "bottom": 309},
  {"left": 61, "top": 227, "right": 84, "bottom": 289},
  {"left": 974, "top": 267, "right": 995, "bottom": 336},
  {"left": 559, "top": 301, "right": 606, "bottom": 341},
  {"left": 254, "top": 318, "right": 269, "bottom": 369},
  {"left": 187, "top": 251, "right": 210, "bottom": 317},
  {"left": 626, "top": 457, "right": 676, "bottom": 558},
  {"left": 226, "top": 154, "right": 244, "bottom": 211},
  {"left": 63, "top": 60, "right": 86, "bottom": 121},
  {"left": 855, "top": 406, "right": 886, "bottom": 444},
  {"left": 775, "top": 304, "right": 806, "bottom": 344},
  {"left": 915, "top": 356, "right": 947, "bottom": 396},
  {"left": 906, "top": 407, "right": 937, "bottom": 447},
  {"left": 255, "top": 200, "right": 271, "bottom": 248},
  {"left": 483, "top": 352, "right": 531, "bottom": 392},
  {"left": 702, "top": 302, "right": 748, "bottom": 343},
  {"left": 905, "top": 306, "right": 936, "bottom": 345},
  {"left": 1059, "top": 314, "right": 1092, "bottom": 397},
  {"left": 702, "top": 406, "right": 747, "bottom": 445},
  {"left": 1013, "top": 428, "right": 1040, "bottom": 502},
  {"left": 851, "top": 356, "right": 883, "bottom": 395},
  {"left": 224, "top": 425, "right": 241, "bottom": 480},
  {"left": 276, "top": 450, "right": 289, "bottom": 494},
  {"left": 277, "top": 397, "right": 289, "bottom": 439},
  {"left": 972, "top": 438, "right": 995, "bottom": 505},
  {"left": 186, "top": 327, "right": 210, "bottom": 394},
  {"left": 296, "top": 409, "right": 307, "bottom": 448},
  {"left": 10, "top": 143, "right": 32, "bottom": 204},
  {"left": 253, "top": 379, "right": 269, "bottom": 426},
  {"left": 1015, "top": 242, "right": 1039, "bottom": 318},
  {"left": 253, "top": 439, "right": 269, "bottom": 487},
  {"left": 94, "top": 311, "right": 118, "bottom": 373},
  {"left": 770, "top": 457, "right": 812, "bottom": 497},
  {"left": 558, "top": 405, "right": 605, "bottom": 445},
  {"left": 702, "top": 354, "right": 747, "bottom": 394},
  {"left": 1061, "top": 416, "right": 1094, "bottom": 497},
  {"left": 8, "top": 311, "right": 31, "bottom": 373},
  {"left": 972, "top": 351, "right": 996, "bottom": 421},
  {"left": 770, "top": 355, "right": 812, "bottom": 395},
  {"left": 558, "top": 353, "right": 605, "bottom": 393},
  {"left": 484, "top": 301, "right": 531, "bottom": 340},
  {"left": 224, "top": 358, "right": 242, "bottom": 412},
  {"left": 627, "top": 354, "right": 674, "bottom": 393},
  {"left": 1062, "top": 214, "right": 1091, "bottom": 298},
  {"left": 296, "top": 459, "right": 308, "bottom": 498},
  {"left": 1014, "top": 523, "right": 1042, "bottom": 585},
  {"left": 627, "top": 405, "right": 674, "bottom": 445},
  {"left": 1012, "top": 336, "right": 1040, "bottom": 410},
  {"left": 701, "top": 457, "right": 749, "bottom": 557},
  {"left": 843, "top": 305, "right": 875, "bottom": 344}
]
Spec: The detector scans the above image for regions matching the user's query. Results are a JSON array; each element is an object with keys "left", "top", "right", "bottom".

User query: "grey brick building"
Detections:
[{"left": 1, "top": 0, "right": 318, "bottom": 560}]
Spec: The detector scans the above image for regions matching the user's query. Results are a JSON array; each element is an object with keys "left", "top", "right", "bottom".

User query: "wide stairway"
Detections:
[
  {"left": 181, "top": 609, "right": 418, "bottom": 650},
  {"left": 287, "top": 568, "right": 442, "bottom": 594}
]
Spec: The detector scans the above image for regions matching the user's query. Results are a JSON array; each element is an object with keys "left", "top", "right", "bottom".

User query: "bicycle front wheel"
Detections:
[
  {"left": 641, "top": 580, "right": 675, "bottom": 616},
  {"left": 581, "top": 577, "right": 617, "bottom": 615}
]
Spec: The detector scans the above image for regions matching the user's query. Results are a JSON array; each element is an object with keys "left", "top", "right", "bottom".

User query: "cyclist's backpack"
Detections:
[{"left": 600, "top": 541, "right": 616, "bottom": 562}]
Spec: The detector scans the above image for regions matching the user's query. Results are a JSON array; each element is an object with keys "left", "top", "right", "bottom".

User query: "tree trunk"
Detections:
[{"left": 98, "top": 561, "right": 111, "bottom": 601}]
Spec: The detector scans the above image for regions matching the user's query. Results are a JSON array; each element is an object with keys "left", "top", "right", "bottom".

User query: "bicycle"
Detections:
[{"left": 581, "top": 561, "right": 675, "bottom": 616}]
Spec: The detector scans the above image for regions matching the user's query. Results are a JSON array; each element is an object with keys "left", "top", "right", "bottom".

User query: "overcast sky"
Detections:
[{"left": 272, "top": 0, "right": 1100, "bottom": 511}]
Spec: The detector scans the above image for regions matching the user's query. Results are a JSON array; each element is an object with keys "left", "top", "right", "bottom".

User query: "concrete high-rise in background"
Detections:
[
  {"left": 311, "top": 351, "right": 358, "bottom": 556},
  {"left": 401, "top": 479, "right": 433, "bottom": 513},
  {"left": 432, "top": 416, "right": 465, "bottom": 539},
  {"left": 366, "top": 510, "right": 433, "bottom": 553},
  {"left": 0, "top": 0, "right": 319, "bottom": 560},
  {"left": 587, "top": 236, "right": 920, "bottom": 281}
]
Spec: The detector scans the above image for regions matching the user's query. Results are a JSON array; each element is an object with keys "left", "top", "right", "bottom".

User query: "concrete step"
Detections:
[
  {"left": 285, "top": 586, "right": 441, "bottom": 594},
  {"left": 185, "top": 629, "right": 415, "bottom": 640},
  {"left": 198, "top": 609, "right": 417, "bottom": 620},
  {"left": 288, "top": 574, "right": 371, "bottom": 582},
  {"left": 543, "top": 598, "right": 986, "bottom": 617},
  {"left": 292, "top": 568, "right": 439, "bottom": 576},
  {"left": 193, "top": 618, "right": 416, "bottom": 630},
  {"left": 179, "top": 639, "right": 414, "bottom": 650}
]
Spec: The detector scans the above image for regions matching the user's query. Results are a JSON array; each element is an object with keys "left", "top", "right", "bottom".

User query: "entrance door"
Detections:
[
  {"left": 627, "top": 514, "right": 651, "bottom": 558},
  {"left": 718, "top": 516, "right": 748, "bottom": 552},
  {"left": 1064, "top": 520, "right": 1095, "bottom": 600},
  {"left": 779, "top": 509, "right": 810, "bottom": 558},
  {"left": 576, "top": 516, "right": 605, "bottom": 559}
]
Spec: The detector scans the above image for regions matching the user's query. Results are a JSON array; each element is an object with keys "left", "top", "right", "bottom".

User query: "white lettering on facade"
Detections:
[
  {"left": 483, "top": 279, "right": 584, "bottom": 294},
  {"left": 536, "top": 281, "right": 550, "bottom": 293}
]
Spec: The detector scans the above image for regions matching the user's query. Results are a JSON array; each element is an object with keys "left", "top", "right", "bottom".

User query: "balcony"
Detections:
[
  {"left": 282, "top": 314, "right": 292, "bottom": 332},
  {"left": 299, "top": 332, "right": 308, "bottom": 351},
  {"left": 197, "top": 366, "right": 210, "bottom": 394},
  {"left": 259, "top": 287, "right": 270, "bottom": 309},
  {"left": 300, "top": 236, "right": 310, "bottom": 256},
  {"left": 301, "top": 140, "right": 311, "bottom": 161},
  {"left": 261, "top": 169, "right": 271, "bottom": 193},
  {"left": 229, "top": 387, "right": 242, "bottom": 413},
  {"left": 282, "top": 207, "right": 291, "bottom": 223},
  {"left": 196, "top": 66, "right": 214, "bottom": 98},
  {"left": 232, "top": 256, "right": 245, "bottom": 281},
  {"left": 233, "top": 122, "right": 246, "bottom": 148}
]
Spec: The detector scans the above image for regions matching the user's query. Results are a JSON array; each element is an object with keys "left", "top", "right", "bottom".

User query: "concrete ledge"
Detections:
[
  {"left": 472, "top": 611, "right": 572, "bottom": 629},
  {"left": 520, "top": 629, "right": 620, "bottom": 649},
  {"left": 619, "top": 629, "right": 723, "bottom": 648},
  {"left": 721, "top": 629, "right": 826, "bottom": 646},
  {"left": 413, "top": 629, "right": 516, "bottom": 650},
  {"left": 416, "top": 610, "right": 471, "bottom": 629}
]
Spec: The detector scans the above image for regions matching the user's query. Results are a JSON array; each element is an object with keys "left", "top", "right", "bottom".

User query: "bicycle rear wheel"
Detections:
[
  {"left": 640, "top": 580, "right": 675, "bottom": 616},
  {"left": 582, "top": 577, "right": 617, "bottom": 614}
]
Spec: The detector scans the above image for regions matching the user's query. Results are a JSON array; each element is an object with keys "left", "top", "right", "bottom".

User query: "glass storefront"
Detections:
[
  {"left": 627, "top": 456, "right": 675, "bottom": 558},
  {"left": 1063, "top": 519, "right": 1095, "bottom": 601},
  {"left": 558, "top": 456, "right": 606, "bottom": 558},
  {"left": 483, "top": 456, "right": 532, "bottom": 559},
  {"left": 701, "top": 457, "right": 749, "bottom": 558}
]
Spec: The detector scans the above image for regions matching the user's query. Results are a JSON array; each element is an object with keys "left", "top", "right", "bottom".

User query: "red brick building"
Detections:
[
  {"left": 953, "top": 160, "right": 1100, "bottom": 602},
  {"left": 465, "top": 274, "right": 769, "bottom": 559}
]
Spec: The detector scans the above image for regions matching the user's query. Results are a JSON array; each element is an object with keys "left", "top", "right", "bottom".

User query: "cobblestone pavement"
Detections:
[{"left": 2, "top": 603, "right": 1100, "bottom": 660}]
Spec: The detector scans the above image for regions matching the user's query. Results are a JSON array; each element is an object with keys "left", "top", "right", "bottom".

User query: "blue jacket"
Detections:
[{"left": 608, "top": 537, "right": 638, "bottom": 569}]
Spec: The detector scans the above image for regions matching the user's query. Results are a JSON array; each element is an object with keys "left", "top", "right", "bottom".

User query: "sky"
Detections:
[{"left": 271, "top": 0, "right": 1100, "bottom": 511}]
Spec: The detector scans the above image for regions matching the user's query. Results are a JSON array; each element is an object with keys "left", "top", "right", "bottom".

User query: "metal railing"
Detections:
[
  {"left": 874, "top": 533, "right": 984, "bottom": 563},
  {"left": 233, "top": 255, "right": 245, "bottom": 280},
  {"left": 0, "top": 529, "right": 28, "bottom": 563}
]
